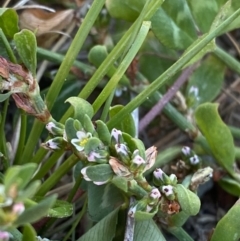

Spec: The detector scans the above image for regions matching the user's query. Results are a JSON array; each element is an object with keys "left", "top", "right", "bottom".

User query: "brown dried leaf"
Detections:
[
  {"left": 144, "top": 146, "right": 157, "bottom": 172},
  {"left": 109, "top": 157, "right": 132, "bottom": 177},
  {"left": 19, "top": 9, "right": 75, "bottom": 47}
]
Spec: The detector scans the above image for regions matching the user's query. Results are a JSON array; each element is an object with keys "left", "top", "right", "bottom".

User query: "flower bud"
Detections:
[
  {"left": 46, "top": 121, "right": 64, "bottom": 136},
  {"left": 130, "top": 154, "right": 146, "bottom": 172},
  {"left": 153, "top": 168, "right": 169, "bottom": 186},
  {"left": 161, "top": 185, "right": 175, "bottom": 200},
  {"left": 87, "top": 150, "right": 109, "bottom": 164},
  {"left": 169, "top": 174, "right": 178, "bottom": 186},
  {"left": 182, "top": 146, "right": 191, "bottom": 156},
  {"left": 111, "top": 128, "right": 123, "bottom": 144},
  {"left": 115, "top": 143, "right": 130, "bottom": 164},
  {"left": 42, "top": 137, "right": 65, "bottom": 150},
  {"left": 148, "top": 188, "right": 161, "bottom": 206},
  {"left": 189, "top": 154, "right": 200, "bottom": 165}
]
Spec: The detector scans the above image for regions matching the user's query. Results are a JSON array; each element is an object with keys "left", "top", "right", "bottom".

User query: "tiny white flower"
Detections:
[
  {"left": 45, "top": 122, "right": 56, "bottom": 134},
  {"left": 162, "top": 185, "right": 174, "bottom": 196},
  {"left": 87, "top": 152, "right": 102, "bottom": 162},
  {"left": 150, "top": 188, "right": 161, "bottom": 199},
  {"left": 115, "top": 143, "right": 128, "bottom": 156},
  {"left": 153, "top": 168, "right": 164, "bottom": 181},
  {"left": 111, "top": 128, "right": 122, "bottom": 143},
  {"left": 189, "top": 155, "right": 200, "bottom": 165},
  {"left": 132, "top": 155, "right": 146, "bottom": 166},
  {"left": 182, "top": 146, "right": 191, "bottom": 156},
  {"left": 45, "top": 139, "right": 60, "bottom": 150},
  {"left": 71, "top": 131, "right": 92, "bottom": 152},
  {"left": 81, "top": 167, "right": 91, "bottom": 181}
]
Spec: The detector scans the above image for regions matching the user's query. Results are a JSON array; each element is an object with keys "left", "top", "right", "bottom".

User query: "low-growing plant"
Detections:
[{"left": 0, "top": 0, "right": 240, "bottom": 241}]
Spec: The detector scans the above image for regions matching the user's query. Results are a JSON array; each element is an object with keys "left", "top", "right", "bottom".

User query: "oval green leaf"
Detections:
[
  {"left": 14, "top": 195, "right": 57, "bottom": 226},
  {"left": 175, "top": 184, "right": 200, "bottom": 215},
  {"left": 14, "top": 29, "right": 37, "bottom": 77},
  {"left": 195, "top": 103, "right": 235, "bottom": 175},
  {"left": 86, "top": 164, "right": 114, "bottom": 182},
  {"left": 65, "top": 97, "right": 93, "bottom": 124},
  {"left": 0, "top": 8, "right": 19, "bottom": 39},
  {"left": 211, "top": 199, "right": 240, "bottom": 241},
  {"left": 22, "top": 224, "right": 36, "bottom": 241},
  {"left": 218, "top": 176, "right": 240, "bottom": 197}
]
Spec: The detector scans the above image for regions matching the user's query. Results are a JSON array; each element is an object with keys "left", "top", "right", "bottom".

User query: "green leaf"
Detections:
[
  {"left": 167, "top": 211, "right": 190, "bottom": 227},
  {"left": 109, "top": 105, "right": 136, "bottom": 137},
  {"left": 105, "top": 0, "right": 145, "bottom": 22},
  {"left": 14, "top": 29, "right": 37, "bottom": 77},
  {"left": 77, "top": 206, "right": 120, "bottom": 241},
  {"left": 111, "top": 176, "right": 128, "bottom": 193},
  {"left": 167, "top": 227, "right": 194, "bottom": 241},
  {"left": 186, "top": 0, "right": 220, "bottom": 33},
  {"left": 65, "top": 97, "right": 94, "bottom": 124},
  {"left": 186, "top": 55, "right": 225, "bottom": 108},
  {"left": 96, "top": 120, "right": 111, "bottom": 145},
  {"left": 218, "top": 176, "right": 240, "bottom": 197},
  {"left": 210, "top": 199, "right": 240, "bottom": 241},
  {"left": 4, "top": 163, "right": 37, "bottom": 192},
  {"left": 87, "top": 183, "right": 124, "bottom": 222},
  {"left": 33, "top": 197, "right": 73, "bottom": 218},
  {"left": 86, "top": 164, "right": 114, "bottom": 182},
  {"left": 0, "top": 92, "right": 12, "bottom": 102},
  {"left": 14, "top": 195, "right": 57, "bottom": 226},
  {"left": 182, "top": 34, "right": 216, "bottom": 67},
  {"left": 47, "top": 199, "right": 73, "bottom": 218},
  {"left": 83, "top": 114, "right": 95, "bottom": 134},
  {"left": 195, "top": 103, "right": 235, "bottom": 175},
  {"left": 17, "top": 181, "right": 41, "bottom": 201},
  {"left": 134, "top": 219, "right": 166, "bottom": 241},
  {"left": 175, "top": 184, "right": 200, "bottom": 215},
  {"left": 151, "top": 0, "right": 197, "bottom": 50},
  {"left": 0, "top": 8, "right": 19, "bottom": 39},
  {"left": 65, "top": 118, "right": 77, "bottom": 141},
  {"left": 84, "top": 137, "right": 102, "bottom": 155},
  {"left": 187, "top": 0, "right": 240, "bottom": 34},
  {"left": 22, "top": 224, "right": 36, "bottom": 241}
]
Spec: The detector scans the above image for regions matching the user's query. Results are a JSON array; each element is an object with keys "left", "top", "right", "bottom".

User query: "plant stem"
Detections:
[
  {"left": 36, "top": 154, "right": 79, "bottom": 196},
  {"left": 63, "top": 198, "right": 88, "bottom": 241},
  {"left": 20, "top": 0, "right": 106, "bottom": 164},
  {"left": 92, "top": 21, "right": 151, "bottom": 113},
  {"left": 67, "top": 174, "right": 83, "bottom": 203},
  {"left": 214, "top": 46, "right": 240, "bottom": 75},
  {"left": 107, "top": 8, "right": 240, "bottom": 129},
  {"left": 60, "top": 0, "right": 164, "bottom": 124},
  {"left": 32, "top": 150, "right": 64, "bottom": 181},
  {"left": 37, "top": 47, "right": 94, "bottom": 75},
  {"left": 139, "top": 66, "right": 196, "bottom": 131}
]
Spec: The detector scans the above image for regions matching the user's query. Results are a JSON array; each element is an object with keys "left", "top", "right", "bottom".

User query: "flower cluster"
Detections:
[
  {"left": 0, "top": 184, "right": 25, "bottom": 237},
  {"left": 0, "top": 57, "right": 51, "bottom": 123},
  {"left": 181, "top": 146, "right": 201, "bottom": 167},
  {"left": 153, "top": 168, "right": 178, "bottom": 201}
]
